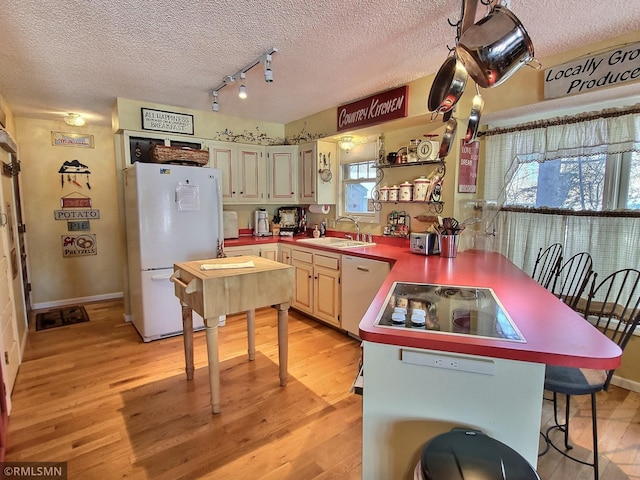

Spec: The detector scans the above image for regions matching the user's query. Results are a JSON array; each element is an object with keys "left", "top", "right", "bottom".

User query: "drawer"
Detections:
[
  {"left": 314, "top": 253, "right": 340, "bottom": 270},
  {"left": 292, "top": 249, "right": 313, "bottom": 264}
]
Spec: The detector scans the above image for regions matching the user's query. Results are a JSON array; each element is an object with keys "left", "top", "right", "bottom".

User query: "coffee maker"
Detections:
[{"left": 254, "top": 208, "right": 271, "bottom": 236}]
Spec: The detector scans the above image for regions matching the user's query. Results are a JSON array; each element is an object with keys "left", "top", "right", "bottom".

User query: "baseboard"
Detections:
[
  {"left": 32, "top": 292, "right": 123, "bottom": 310},
  {"left": 611, "top": 375, "right": 640, "bottom": 393}
]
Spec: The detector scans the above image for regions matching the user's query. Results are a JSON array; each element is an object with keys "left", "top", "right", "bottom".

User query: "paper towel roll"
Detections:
[{"left": 308, "top": 204, "right": 330, "bottom": 214}]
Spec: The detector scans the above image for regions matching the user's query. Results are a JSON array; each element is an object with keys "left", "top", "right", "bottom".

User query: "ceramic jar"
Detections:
[
  {"left": 388, "top": 185, "right": 400, "bottom": 201},
  {"left": 413, "top": 176, "right": 431, "bottom": 202},
  {"left": 399, "top": 181, "right": 413, "bottom": 201},
  {"left": 379, "top": 185, "right": 390, "bottom": 201}
]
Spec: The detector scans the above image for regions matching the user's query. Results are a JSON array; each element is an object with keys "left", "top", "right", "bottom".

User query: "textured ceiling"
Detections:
[{"left": 1, "top": 0, "right": 640, "bottom": 127}]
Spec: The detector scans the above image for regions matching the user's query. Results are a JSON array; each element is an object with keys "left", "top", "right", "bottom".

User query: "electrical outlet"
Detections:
[{"left": 401, "top": 350, "right": 495, "bottom": 375}]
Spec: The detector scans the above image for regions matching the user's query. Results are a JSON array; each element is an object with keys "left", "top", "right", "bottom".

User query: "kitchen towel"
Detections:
[{"left": 200, "top": 260, "right": 255, "bottom": 270}]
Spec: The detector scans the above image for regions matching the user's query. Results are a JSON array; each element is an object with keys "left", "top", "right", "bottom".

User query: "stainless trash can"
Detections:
[{"left": 417, "top": 428, "right": 540, "bottom": 480}]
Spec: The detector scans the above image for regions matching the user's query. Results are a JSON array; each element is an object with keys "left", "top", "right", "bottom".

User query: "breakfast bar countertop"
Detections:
[
  {"left": 221, "top": 234, "right": 621, "bottom": 371},
  {"left": 358, "top": 249, "right": 622, "bottom": 371}
]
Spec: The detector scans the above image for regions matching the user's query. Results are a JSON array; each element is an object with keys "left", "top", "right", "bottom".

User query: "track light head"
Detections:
[
  {"left": 264, "top": 54, "right": 273, "bottom": 83},
  {"left": 238, "top": 72, "right": 248, "bottom": 99},
  {"left": 211, "top": 91, "right": 219, "bottom": 112}
]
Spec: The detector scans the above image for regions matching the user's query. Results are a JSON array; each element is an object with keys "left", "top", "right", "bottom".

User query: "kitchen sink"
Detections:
[{"left": 296, "top": 237, "right": 376, "bottom": 249}]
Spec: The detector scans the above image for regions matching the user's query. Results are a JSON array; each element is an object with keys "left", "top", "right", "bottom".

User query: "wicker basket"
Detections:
[{"left": 149, "top": 145, "right": 209, "bottom": 166}]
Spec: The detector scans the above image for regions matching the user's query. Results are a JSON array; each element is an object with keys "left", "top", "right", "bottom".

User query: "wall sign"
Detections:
[
  {"left": 67, "top": 220, "right": 90, "bottom": 231},
  {"left": 458, "top": 141, "right": 480, "bottom": 193},
  {"left": 62, "top": 234, "right": 97, "bottom": 257},
  {"left": 141, "top": 108, "right": 194, "bottom": 135},
  {"left": 54, "top": 209, "right": 100, "bottom": 220},
  {"left": 544, "top": 42, "right": 640, "bottom": 99},
  {"left": 51, "top": 132, "right": 94, "bottom": 148},
  {"left": 337, "top": 85, "right": 408, "bottom": 132},
  {"left": 61, "top": 194, "right": 92, "bottom": 208}
]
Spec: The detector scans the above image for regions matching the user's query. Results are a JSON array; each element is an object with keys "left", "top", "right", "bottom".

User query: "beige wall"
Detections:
[{"left": 14, "top": 118, "right": 124, "bottom": 307}]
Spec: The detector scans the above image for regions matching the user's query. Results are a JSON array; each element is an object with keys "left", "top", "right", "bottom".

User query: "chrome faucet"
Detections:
[{"left": 336, "top": 216, "right": 360, "bottom": 241}]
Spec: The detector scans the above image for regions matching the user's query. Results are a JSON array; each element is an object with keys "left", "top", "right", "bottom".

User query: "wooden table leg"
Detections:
[
  {"left": 181, "top": 304, "right": 194, "bottom": 381},
  {"left": 247, "top": 309, "right": 255, "bottom": 361},
  {"left": 204, "top": 317, "right": 221, "bottom": 414},
  {"left": 275, "top": 302, "right": 290, "bottom": 387}
]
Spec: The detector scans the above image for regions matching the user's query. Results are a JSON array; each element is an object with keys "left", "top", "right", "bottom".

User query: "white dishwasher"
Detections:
[{"left": 341, "top": 255, "right": 390, "bottom": 337}]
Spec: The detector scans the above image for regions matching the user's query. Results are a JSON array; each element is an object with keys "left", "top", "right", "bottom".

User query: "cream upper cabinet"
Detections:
[
  {"left": 266, "top": 145, "right": 298, "bottom": 204},
  {"left": 208, "top": 141, "right": 266, "bottom": 204},
  {"left": 298, "top": 140, "right": 337, "bottom": 205}
]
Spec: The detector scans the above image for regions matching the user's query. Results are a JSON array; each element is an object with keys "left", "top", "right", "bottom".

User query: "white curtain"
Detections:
[{"left": 484, "top": 107, "right": 640, "bottom": 280}]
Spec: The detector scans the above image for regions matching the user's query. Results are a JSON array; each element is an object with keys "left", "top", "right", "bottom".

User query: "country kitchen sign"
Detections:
[
  {"left": 337, "top": 86, "right": 408, "bottom": 132},
  {"left": 544, "top": 42, "right": 640, "bottom": 99}
]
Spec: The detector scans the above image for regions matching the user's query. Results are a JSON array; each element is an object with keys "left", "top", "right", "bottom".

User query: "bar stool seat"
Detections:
[{"left": 416, "top": 428, "right": 540, "bottom": 480}]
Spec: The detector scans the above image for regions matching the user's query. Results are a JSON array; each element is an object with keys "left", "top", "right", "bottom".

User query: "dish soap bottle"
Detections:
[
  {"left": 313, "top": 225, "right": 320, "bottom": 238},
  {"left": 320, "top": 218, "right": 327, "bottom": 237}
]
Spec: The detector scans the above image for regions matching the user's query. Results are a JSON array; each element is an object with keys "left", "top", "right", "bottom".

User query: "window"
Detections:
[
  {"left": 342, "top": 160, "right": 377, "bottom": 216},
  {"left": 505, "top": 152, "right": 639, "bottom": 211}
]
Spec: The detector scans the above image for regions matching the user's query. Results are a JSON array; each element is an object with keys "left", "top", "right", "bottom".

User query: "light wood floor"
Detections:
[{"left": 5, "top": 299, "right": 640, "bottom": 479}]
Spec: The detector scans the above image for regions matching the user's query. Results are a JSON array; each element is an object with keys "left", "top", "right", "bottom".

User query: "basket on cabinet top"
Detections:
[{"left": 149, "top": 145, "right": 209, "bottom": 166}]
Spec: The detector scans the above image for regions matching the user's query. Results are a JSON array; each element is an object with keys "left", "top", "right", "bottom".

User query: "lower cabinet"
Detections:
[
  {"left": 291, "top": 246, "right": 341, "bottom": 328},
  {"left": 280, "top": 245, "right": 292, "bottom": 265},
  {"left": 224, "top": 243, "right": 278, "bottom": 260}
]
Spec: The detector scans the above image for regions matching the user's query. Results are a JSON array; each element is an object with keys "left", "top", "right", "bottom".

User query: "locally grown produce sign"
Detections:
[{"left": 544, "top": 42, "right": 640, "bottom": 99}]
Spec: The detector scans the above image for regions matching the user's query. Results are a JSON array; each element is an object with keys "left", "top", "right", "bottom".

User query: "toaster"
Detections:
[{"left": 410, "top": 232, "right": 440, "bottom": 255}]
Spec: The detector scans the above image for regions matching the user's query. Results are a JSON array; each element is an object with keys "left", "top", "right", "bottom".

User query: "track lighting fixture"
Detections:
[
  {"left": 264, "top": 54, "right": 273, "bottom": 83},
  {"left": 209, "top": 48, "right": 277, "bottom": 112},
  {"left": 211, "top": 91, "right": 219, "bottom": 112},
  {"left": 238, "top": 72, "right": 248, "bottom": 99}
]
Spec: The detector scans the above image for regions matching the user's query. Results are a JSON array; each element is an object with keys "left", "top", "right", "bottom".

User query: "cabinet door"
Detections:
[
  {"left": 280, "top": 245, "right": 292, "bottom": 265},
  {"left": 298, "top": 143, "right": 317, "bottom": 203},
  {"left": 237, "top": 146, "right": 266, "bottom": 203},
  {"left": 313, "top": 265, "right": 341, "bottom": 327},
  {"left": 267, "top": 146, "right": 297, "bottom": 203},
  {"left": 259, "top": 245, "right": 278, "bottom": 261},
  {"left": 209, "top": 142, "right": 235, "bottom": 202},
  {"left": 292, "top": 260, "right": 314, "bottom": 315}
]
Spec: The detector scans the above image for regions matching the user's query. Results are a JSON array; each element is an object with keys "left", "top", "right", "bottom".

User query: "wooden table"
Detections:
[{"left": 171, "top": 255, "right": 294, "bottom": 414}]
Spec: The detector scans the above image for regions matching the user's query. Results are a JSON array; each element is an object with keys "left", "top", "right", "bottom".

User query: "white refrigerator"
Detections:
[{"left": 124, "top": 163, "right": 223, "bottom": 342}]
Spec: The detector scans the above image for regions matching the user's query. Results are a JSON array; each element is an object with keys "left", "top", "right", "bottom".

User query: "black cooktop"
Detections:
[{"left": 374, "top": 282, "right": 525, "bottom": 342}]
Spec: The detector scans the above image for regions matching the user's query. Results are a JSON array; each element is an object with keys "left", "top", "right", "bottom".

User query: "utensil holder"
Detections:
[{"left": 439, "top": 235, "right": 459, "bottom": 258}]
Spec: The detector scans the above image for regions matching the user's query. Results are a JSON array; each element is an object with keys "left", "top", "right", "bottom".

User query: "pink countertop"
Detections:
[{"left": 223, "top": 233, "right": 622, "bottom": 370}]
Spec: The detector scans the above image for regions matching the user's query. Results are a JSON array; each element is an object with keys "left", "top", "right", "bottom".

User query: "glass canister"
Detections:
[
  {"left": 399, "top": 181, "right": 413, "bottom": 201},
  {"left": 388, "top": 185, "right": 400, "bottom": 201},
  {"left": 379, "top": 185, "right": 390, "bottom": 201},
  {"left": 413, "top": 176, "right": 431, "bottom": 202}
]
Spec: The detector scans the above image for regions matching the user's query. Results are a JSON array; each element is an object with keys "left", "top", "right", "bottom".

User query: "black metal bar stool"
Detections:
[{"left": 416, "top": 428, "right": 540, "bottom": 480}]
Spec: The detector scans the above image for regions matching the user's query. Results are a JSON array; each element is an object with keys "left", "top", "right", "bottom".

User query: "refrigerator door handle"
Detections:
[
  {"left": 215, "top": 176, "right": 224, "bottom": 249},
  {"left": 150, "top": 272, "right": 173, "bottom": 281}
]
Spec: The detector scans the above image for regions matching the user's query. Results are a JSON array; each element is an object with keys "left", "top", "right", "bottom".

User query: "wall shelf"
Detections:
[{"left": 371, "top": 160, "right": 446, "bottom": 212}]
